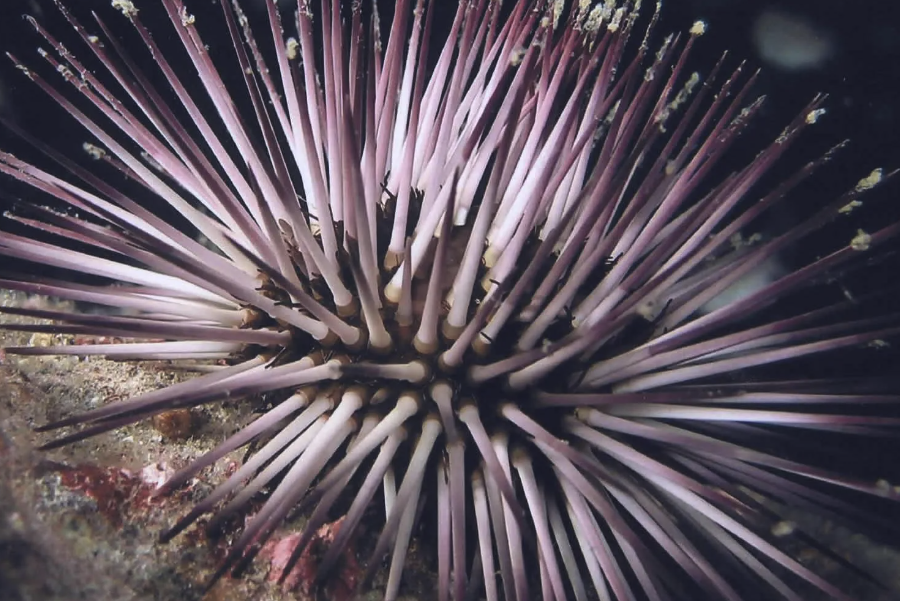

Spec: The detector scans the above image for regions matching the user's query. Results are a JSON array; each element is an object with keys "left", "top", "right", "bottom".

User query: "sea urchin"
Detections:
[{"left": 1, "top": 0, "right": 900, "bottom": 599}]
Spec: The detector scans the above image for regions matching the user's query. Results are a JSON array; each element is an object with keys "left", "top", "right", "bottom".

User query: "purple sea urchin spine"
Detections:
[{"left": 2, "top": 0, "right": 900, "bottom": 599}]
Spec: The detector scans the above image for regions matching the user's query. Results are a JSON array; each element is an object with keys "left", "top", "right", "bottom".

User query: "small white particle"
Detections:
[
  {"left": 140, "top": 462, "right": 173, "bottom": 490},
  {"left": 141, "top": 151, "right": 164, "bottom": 173},
  {"left": 552, "top": 0, "right": 565, "bottom": 29},
  {"left": 82, "top": 143, "right": 106, "bottom": 160},
  {"left": 771, "top": 521, "right": 795, "bottom": 537},
  {"left": 6, "top": 512, "right": 25, "bottom": 533},
  {"left": 805, "top": 108, "right": 826, "bottom": 124},
  {"left": 729, "top": 232, "right": 763, "bottom": 250},
  {"left": 855, "top": 168, "right": 883, "bottom": 192},
  {"left": 585, "top": 6, "right": 604, "bottom": 32},
  {"left": 838, "top": 200, "right": 862, "bottom": 214},
  {"left": 608, "top": 7, "right": 626, "bottom": 32},
  {"left": 286, "top": 38, "right": 299, "bottom": 60},
  {"left": 111, "top": 0, "right": 139, "bottom": 19},
  {"left": 637, "top": 298, "right": 664, "bottom": 321},
  {"left": 180, "top": 8, "right": 195, "bottom": 27},
  {"left": 850, "top": 229, "right": 872, "bottom": 251},
  {"left": 665, "top": 160, "right": 676, "bottom": 176},
  {"left": 509, "top": 47, "right": 527, "bottom": 66}
]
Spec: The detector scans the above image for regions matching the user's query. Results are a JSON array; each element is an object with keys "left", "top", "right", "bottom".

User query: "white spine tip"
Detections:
[{"left": 384, "top": 282, "right": 402, "bottom": 305}]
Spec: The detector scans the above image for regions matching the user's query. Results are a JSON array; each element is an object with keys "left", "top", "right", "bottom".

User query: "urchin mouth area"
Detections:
[{"left": 241, "top": 234, "right": 583, "bottom": 410}]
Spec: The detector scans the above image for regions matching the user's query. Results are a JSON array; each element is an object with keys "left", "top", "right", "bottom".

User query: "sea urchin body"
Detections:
[{"left": 1, "top": 0, "right": 900, "bottom": 600}]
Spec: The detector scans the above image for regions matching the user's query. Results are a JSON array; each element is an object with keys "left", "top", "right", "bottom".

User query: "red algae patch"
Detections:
[{"left": 261, "top": 518, "right": 360, "bottom": 600}]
